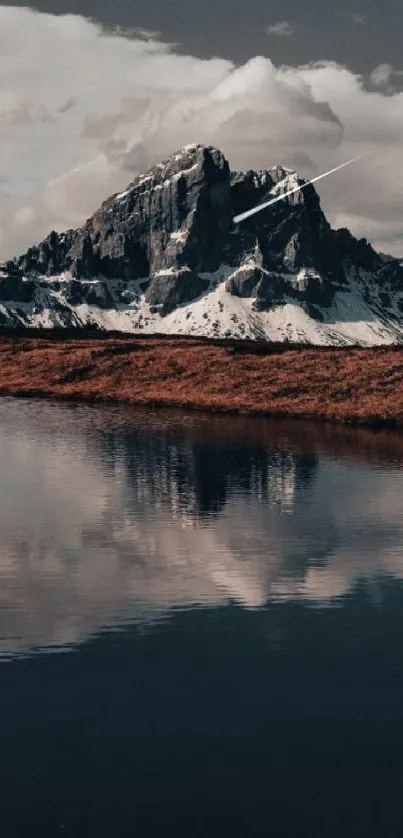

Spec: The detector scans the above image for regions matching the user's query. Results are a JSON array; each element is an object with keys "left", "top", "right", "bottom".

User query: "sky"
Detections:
[{"left": 0, "top": 0, "right": 402, "bottom": 259}]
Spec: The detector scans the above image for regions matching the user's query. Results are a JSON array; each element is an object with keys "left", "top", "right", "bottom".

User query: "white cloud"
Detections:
[
  {"left": 370, "top": 63, "right": 394, "bottom": 87},
  {"left": 266, "top": 20, "right": 294, "bottom": 36},
  {"left": 369, "top": 62, "right": 403, "bottom": 93},
  {"left": 336, "top": 11, "right": 366, "bottom": 25},
  {"left": 351, "top": 12, "right": 366, "bottom": 24},
  {"left": 0, "top": 7, "right": 403, "bottom": 259}
]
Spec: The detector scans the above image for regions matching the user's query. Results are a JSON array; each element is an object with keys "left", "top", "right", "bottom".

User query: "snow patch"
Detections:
[
  {"left": 270, "top": 173, "right": 301, "bottom": 195},
  {"left": 115, "top": 189, "right": 130, "bottom": 201},
  {"left": 170, "top": 230, "right": 187, "bottom": 242},
  {"left": 153, "top": 267, "right": 180, "bottom": 276},
  {"left": 2, "top": 263, "right": 403, "bottom": 346}
]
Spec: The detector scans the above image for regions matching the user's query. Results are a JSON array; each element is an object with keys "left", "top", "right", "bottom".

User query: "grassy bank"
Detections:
[{"left": 1, "top": 333, "right": 403, "bottom": 427}]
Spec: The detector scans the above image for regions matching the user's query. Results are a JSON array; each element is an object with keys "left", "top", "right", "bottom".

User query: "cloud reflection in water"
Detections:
[{"left": 1, "top": 398, "right": 403, "bottom": 658}]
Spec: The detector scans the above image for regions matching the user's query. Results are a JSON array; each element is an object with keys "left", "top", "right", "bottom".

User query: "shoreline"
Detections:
[{"left": 1, "top": 333, "right": 403, "bottom": 429}]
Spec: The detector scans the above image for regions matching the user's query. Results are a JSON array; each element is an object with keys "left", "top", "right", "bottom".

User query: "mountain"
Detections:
[{"left": 1, "top": 142, "right": 403, "bottom": 344}]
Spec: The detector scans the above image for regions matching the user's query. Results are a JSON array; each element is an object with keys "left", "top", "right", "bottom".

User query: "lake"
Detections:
[{"left": 1, "top": 397, "right": 403, "bottom": 836}]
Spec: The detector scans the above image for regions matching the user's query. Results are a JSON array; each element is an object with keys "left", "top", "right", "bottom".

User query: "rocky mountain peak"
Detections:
[
  {"left": 64, "top": 143, "right": 233, "bottom": 283},
  {"left": 1, "top": 143, "right": 403, "bottom": 343},
  {"left": 13, "top": 146, "right": 329, "bottom": 287},
  {"left": 107, "top": 143, "right": 230, "bottom": 207}
]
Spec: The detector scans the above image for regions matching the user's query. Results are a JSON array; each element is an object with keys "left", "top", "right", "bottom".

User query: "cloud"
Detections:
[
  {"left": 1, "top": 399, "right": 403, "bottom": 657},
  {"left": 351, "top": 12, "right": 366, "bottom": 24},
  {"left": 336, "top": 11, "right": 366, "bottom": 25},
  {"left": 369, "top": 62, "right": 403, "bottom": 94},
  {"left": 266, "top": 20, "right": 294, "bottom": 36},
  {"left": 105, "top": 25, "right": 162, "bottom": 41},
  {"left": 370, "top": 63, "right": 394, "bottom": 88},
  {"left": 0, "top": 7, "right": 402, "bottom": 259}
]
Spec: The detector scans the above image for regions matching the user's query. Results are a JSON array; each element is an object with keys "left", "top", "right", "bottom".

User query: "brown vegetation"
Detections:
[{"left": 1, "top": 333, "right": 403, "bottom": 427}]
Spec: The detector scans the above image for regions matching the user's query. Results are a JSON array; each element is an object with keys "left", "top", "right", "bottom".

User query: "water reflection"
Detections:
[{"left": 1, "top": 397, "right": 403, "bottom": 657}]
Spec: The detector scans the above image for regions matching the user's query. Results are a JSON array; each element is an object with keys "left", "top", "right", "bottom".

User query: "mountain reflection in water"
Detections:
[
  {"left": 3, "top": 399, "right": 403, "bottom": 837},
  {"left": 1, "top": 398, "right": 403, "bottom": 658}
]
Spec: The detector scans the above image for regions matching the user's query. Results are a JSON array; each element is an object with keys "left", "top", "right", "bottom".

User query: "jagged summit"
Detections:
[
  {"left": 107, "top": 144, "right": 230, "bottom": 215},
  {"left": 1, "top": 144, "right": 403, "bottom": 344}
]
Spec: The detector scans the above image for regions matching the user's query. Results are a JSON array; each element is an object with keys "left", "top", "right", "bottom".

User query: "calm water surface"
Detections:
[{"left": 2, "top": 398, "right": 403, "bottom": 836}]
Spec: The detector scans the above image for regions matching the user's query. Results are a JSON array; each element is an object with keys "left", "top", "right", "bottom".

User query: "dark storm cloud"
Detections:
[{"left": 2, "top": 0, "right": 402, "bottom": 81}]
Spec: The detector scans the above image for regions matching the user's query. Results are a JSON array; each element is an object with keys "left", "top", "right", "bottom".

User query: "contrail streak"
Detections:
[
  {"left": 233, "top": 151, "right": 370, "bottom": 224},
  {"left": 49, "top": 155, "right": 106, "bottom": 186}
]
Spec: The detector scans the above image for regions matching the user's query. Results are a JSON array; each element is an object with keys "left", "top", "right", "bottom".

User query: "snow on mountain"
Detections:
[{"left": 1, "top": 143, "right": 403, "bottom": 345}]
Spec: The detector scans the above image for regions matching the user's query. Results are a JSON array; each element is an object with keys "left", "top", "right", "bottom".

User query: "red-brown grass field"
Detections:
[{"left": 1, "top": 331, "right": 403, "bottom": 427}]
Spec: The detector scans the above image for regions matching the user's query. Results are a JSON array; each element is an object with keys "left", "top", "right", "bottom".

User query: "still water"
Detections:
[{"left": 2, "top": 398, "right": 403, "bottom": 836}]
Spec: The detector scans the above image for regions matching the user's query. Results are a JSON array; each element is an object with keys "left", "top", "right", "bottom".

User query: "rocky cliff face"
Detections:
[{"left": 1, "top": 143, "right": 403, "bottom": 344}]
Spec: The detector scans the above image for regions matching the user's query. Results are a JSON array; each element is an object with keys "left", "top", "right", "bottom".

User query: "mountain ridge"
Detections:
[{"left": 1, "top": 142, "right": 403, "bottom": 345}]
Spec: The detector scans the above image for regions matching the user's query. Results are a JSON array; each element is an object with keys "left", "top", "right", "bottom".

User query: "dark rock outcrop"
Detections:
[
  {"left": 145, "top": 269, "right": 209, "bottom": 315},
  {"left": 16, "top": 229, "right": 76, "bottom": 276},
  {"left": 0, "top": 274, "right": 36, "bottom": 303},
  {"left": 225, "top": 266, "right": 286, "bottom": 309},
  {"left": 226, "top": 265, "right": 266, "bottom": 298}
]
